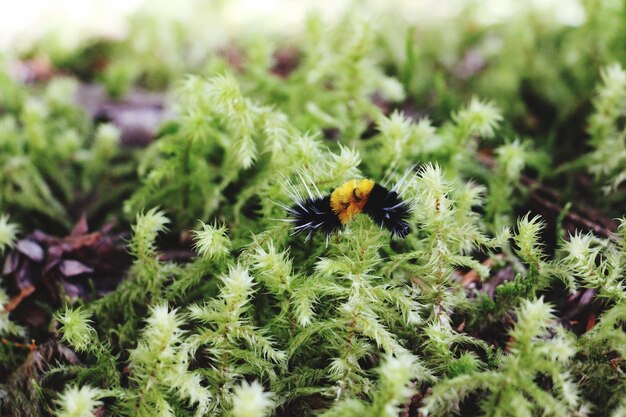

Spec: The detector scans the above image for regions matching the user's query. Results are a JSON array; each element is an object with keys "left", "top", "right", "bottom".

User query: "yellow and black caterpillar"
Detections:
[{"left": 282, "top": 174, "right": 413, "bottom": 242}]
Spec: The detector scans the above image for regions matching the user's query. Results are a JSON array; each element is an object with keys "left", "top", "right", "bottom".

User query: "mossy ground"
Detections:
[{"left": 1, "top": 2, "right": 626, "bottom": 417}]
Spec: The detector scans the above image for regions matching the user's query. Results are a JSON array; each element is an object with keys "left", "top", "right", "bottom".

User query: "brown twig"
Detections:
[
  {"left": 1, "top": 337, "right": 36, "bottom": 351},
  {"left": 477, "top": 152, "right": 618, "bottom": 241}
]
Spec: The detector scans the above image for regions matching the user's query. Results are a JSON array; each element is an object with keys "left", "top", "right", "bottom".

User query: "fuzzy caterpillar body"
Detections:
[{"left": 285, "top": 177, "right": 412, "bottom": 241}]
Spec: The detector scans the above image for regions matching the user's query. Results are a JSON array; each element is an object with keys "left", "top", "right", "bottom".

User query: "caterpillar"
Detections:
[{"left": 280, "top": 172, "right": 413, "bottom": 244}]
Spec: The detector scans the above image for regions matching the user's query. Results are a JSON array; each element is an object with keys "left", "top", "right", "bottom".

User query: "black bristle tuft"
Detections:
[
  {"left": 363, "top": 184, "right": 412, "bottom": 238},
  {"left": 287, "top": 196, "right": 342, "bottom": 240}
]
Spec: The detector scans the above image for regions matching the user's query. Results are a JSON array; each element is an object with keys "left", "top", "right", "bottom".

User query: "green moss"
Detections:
[{"left": 1, "top": 3, "right": 626, "bottom": 417}]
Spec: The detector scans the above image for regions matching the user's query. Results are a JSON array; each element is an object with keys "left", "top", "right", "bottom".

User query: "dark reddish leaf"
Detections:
[
  {"left": 59, "top": 260, "right": 93, "bottom": 277},
  {"left": 610, "top": 357, "right": 623, "bottom": 370},
  {"left": 60, "top": 232, "right": 102, "bottom": 253},
  {"left": 580, "top": 288, "right": 595, "bottom": 305},
  {"left": 586, "top": 313, "right": 597, "bottom": 332},
  {"left": 94, "top": 407, "right": 107, "bottom": 417},
  {"left": 28, "top": 340, "right": 80, "bottom": 371},
  {"left": 32, "top": 230, "right": 55, "bottom": 245},
  {"left": 3, "top": 251, "right": 20, "bottom": 275},
  {"left": 504, "top": 336, "right": 515, "bottom": 353},
  {"left": 76, "top": 84, "right": 170, "bottom": 147},
  {"left": 559, "top": 288, "right": 600, "bottom": 335},
  {"left": 460, "top": 256, "right": 500, "bottom": 288},
  {"left": 15, "top": 240, "right": 44, "bottom": 262},
  {"left": 478, "top": 264, "right": 516, "bottom": 298},
  {"left": 2, "top": 217, "right": 133, "bottom": 326},
  {"left": 15, "top": 262, "right": 35, "bottom": 290},
  {"left": 272, "top": 48, "right": 299, "bottom": 78},
  {"left": 43, "top": 245, "right": 63, "bottom": 273},
  {"left": 457, "top": 320, "right": 466, "bottom": 332},
  {"left": 405, "top": 389, "right": 426, "bottom": 417},
  {"left": 70, "top": 214, "right": 89, "bottom": 236},
  {"left": 62, "top": 280, "right": 83, "bottom": 299},
  {"left": 461, "top": 270, "right": 480, "bottom": 287},
  {"left": 101, "top": 221, "right": 116, "bottom": 234},
  {"left": 322, "top": 128, "right": 340, "bottom": 141},
  {"left": 9, "top": 56, "right": 54, "bottom": 83}
]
